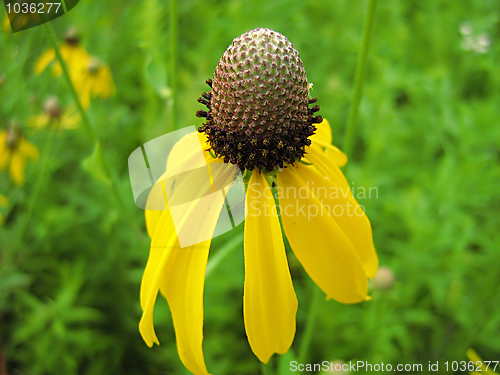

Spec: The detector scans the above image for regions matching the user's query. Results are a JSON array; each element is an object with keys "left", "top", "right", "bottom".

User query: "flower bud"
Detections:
[
  {"left": 372, "top": 266, "right": 396, "bottom": 290},
  {"left": 44, "top": 96, "right": 63, "bottom": 119},
  {"left": 65, "top": 27, "right": 80, "bottom": 45}
]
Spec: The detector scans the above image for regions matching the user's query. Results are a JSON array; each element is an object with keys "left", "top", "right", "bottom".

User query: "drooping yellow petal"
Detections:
[
  {"left": 140, "top": 193, "right": 222, "bottom": 375},
  {"left": 34, "top": 48, "right": 56, "bottom": 75},
  {"left": 145, "top": 209, "right": 163, "bottom": 238},
  {"left": 309, "top": 119, "right": 348, "bottom": 167},
  {"left": 146, "top": 131, "right": 223, "bottom": 239},
  {"left": 277, "top": 163, "right": 368, "bottom": 303},
  {"left": 166, "top": 132, "right": 206, "bottom": 172},
  {"left": 140, "top": 153, "right": 234, "bottom": 375},
  {"left": 9, "top": 151, "right": 26, "bottom": 185},
  {"left": 243, "top": 171, "right": 298, "bottom": 363},
  {"left": 304, "top": 147, "right": 378, "bottom": 278},
  {"left": 161, "top": 236, "right": 212, "bottom": 375}
]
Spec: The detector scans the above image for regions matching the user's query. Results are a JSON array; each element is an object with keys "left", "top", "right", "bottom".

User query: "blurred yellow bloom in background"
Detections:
[
  {"left": 0, "top": 127, "right": 39, "bottom": 185},
  {"left": 72, "top": 57, "right": 115, "bottom": 109},
  {"left": 29, "top": 97, "right": 80, "bottom": 130},
  {"left": 34, "top": 28, "right": 115, "bottom": 110},
  {"left": 34, "top": 30, "right": 90, "bottom": 79}
]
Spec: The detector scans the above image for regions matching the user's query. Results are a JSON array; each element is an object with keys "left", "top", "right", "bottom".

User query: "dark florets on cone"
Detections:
[{"left": 197, "top": 28, "right": 322, "bottom": 172}]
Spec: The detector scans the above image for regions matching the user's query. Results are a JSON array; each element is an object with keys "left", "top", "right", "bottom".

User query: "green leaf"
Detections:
[
  {"left": 144, "top": 51, "right": 172, "bottom": 100},
  {"left": 82, "top": 142, "right": 111, "bottom": 186}
]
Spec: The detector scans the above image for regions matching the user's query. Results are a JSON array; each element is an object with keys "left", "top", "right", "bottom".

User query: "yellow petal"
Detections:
[
  {"left": 309, "top": 118, "right": 348, "bottom": 167},
  {"left": 161, "top": 236, "right": 212, "bottom": 375},
  {"left": 310, "top": 118, "right": 332, "bottom": 145},
  {"left": 18, "top": 138, "right": 40, "bottom": 161},
  {"left": 277, "top": 163, "right": 368, "bottom": 303},
  {"left": 304, "top": 148, "right": 378, "bottom": 278},
  {"left": 9, "top": 152, "right": 26, "bottom": 185},
  {"left": 145, "top": 209, "right": 163, "bottom": 238},
  {"left": 166, "top": 132, "right": 206, "bottom": 172},
  {"left": 243, "top": 171, "right": 298, "bottom": 363},
  {"left": 139, "top": 208, "right": 213, "bottom": 375},
  {"left": 140, "top": 161, "right": 229, "bottom": 375},
  {"left": 146, "top": 131, "right": 223, "bottom": 238},
  {"left": 34, "top": 49, "right": 55, "bottom": 75},
  {"left": 0, "top": 195, "right": 8, "bottom": 207}
]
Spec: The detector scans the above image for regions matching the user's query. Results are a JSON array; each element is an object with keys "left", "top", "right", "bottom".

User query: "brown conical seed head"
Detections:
[
  {"left": 44, "top": 96, "right": 62, "bottom": 119},
  {"left": 198, "top": 28, "right": 319, "bottom": 172}
]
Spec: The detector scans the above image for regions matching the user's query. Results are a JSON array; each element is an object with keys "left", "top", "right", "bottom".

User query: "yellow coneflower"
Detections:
[
  {"left": 0, "top": 125, "right": 39, "bottom": 185},
  {"left": 139, "top": 28, "right": 378, "bottom": 375},
  {"left": 29, "top": 96, "right": 80, "bottom": 130},
  {"left": 0, "top": 195, "right": 7, "bottom": 224},
  {"left": 467, "top": 349, "right": 499, "bottom": 375},
  {"left": 71, "top": 56, "right": 115, "bottom": 109},
  {"left": 34, "top": 27, "right": 90, "bottom": 79}
]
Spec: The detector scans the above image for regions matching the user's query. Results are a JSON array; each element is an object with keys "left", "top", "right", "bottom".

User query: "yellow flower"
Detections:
[
  {"left": 29, "top": 97, "right": 80, "bottom": 130},
  {"left": 467, "top": 349, "right": 499, "bottom": 375},
  {"left": 34, "top": 28, "right": 91, "bottom": 80},
  {"left": 0, "top": 127, "right": 39, "bottom": 185},
  {"left": 71, "top": 56, "right": 115, "bottom": 109},
  {"left": 0, "top": 195, "right": 8, "bottom": 224},
  {"left": 138, "top": 29, "right": 378, "bottom": 375},
  {"left": 35, "top": 29, "right": 114, "bottom": 109}
]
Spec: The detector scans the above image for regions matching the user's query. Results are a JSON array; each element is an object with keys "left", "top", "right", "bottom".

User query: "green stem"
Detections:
[
  {"left": 343, "top": 0, "right": 378, "bottom": 158},
  {"left": 261, "top": 356, "right": 274, "bottom": 375},
  {"left": 44, "top": 23, "right": 143, "bottom": 238},
  {"left": 16, "top": 126, "right": 55, "bottom": 246},
  {"left": 169, "top": 0, "right": 178, "bottom": 129},
  {"left": 297, "top": 284, "right": 322, "bottom": 363}
]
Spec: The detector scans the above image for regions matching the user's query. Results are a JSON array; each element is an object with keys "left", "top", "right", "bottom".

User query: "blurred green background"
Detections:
[{"left": 1, "top": 0, "right": 499, "bottom": 374}]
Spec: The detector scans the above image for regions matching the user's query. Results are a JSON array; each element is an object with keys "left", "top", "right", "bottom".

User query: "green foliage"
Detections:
[{"left": 0, "top": 0, "right": 499, "bottom": 374}]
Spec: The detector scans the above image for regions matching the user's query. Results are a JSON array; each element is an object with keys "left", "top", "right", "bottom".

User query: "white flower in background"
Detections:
[{"left": 460, "top": 22, "right": 491, "bottom": 54}]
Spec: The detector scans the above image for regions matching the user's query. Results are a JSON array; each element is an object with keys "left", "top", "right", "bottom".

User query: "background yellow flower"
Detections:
[{"left": 0, "top": 129, "right": 39, "bottom": 185}]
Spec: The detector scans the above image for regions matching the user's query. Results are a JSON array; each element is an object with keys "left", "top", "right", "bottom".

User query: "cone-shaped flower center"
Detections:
[{"left": 197, "top": 28, "right": 322, "bottom": 172}]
